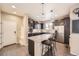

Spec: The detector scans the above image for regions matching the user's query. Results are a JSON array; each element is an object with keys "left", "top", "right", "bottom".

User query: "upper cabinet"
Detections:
[
  {"left": 28, "top": 18, "right": 39, "bottom": 32},
  {"left": 54, "top": 19, "right": 64, "bottom": 26}
]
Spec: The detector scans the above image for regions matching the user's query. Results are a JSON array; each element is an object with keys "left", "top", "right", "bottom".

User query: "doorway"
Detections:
[{"left": 2, "top": 12, "right": 17, "bottom": 46}]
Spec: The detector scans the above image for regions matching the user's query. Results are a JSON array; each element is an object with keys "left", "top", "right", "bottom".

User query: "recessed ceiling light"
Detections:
[{"left": 12, "top": 5, "right": 16, "bottom": 8}]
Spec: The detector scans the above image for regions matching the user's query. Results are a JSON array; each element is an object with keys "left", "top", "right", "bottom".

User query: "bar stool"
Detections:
[
  {"left": 41, "top": 40, "right": 53, "bottom": 56},
  {"left": 48, "top": 30, "right": 58, "bottom": 56}
]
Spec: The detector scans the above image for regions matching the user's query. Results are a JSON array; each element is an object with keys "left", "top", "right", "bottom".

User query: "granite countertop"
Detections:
[
  {"left": 28, "top": 32, "right": 50, "bottom": 37},
  {"left": 28, "top": 34, "right": 52, "bottom": 43}
]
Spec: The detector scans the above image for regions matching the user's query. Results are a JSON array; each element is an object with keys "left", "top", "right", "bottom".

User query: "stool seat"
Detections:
[
  {"left": 41, "top": 40, "right": 52, "bottom": 46},
  {"left": 41, "top": 40, "right": 53, "bottom": 56}
]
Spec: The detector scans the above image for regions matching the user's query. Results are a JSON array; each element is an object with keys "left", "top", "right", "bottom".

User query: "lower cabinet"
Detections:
[{"left": 28, "top": 39, "right": 34, "bottom": 56}]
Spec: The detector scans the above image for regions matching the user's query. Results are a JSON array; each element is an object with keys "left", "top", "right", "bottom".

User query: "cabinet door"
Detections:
[
  {"left": 28, "top": 39, "right": 34, "bottom": 56},
  {"left": 64, "top": 17, "right": 70, "bottom": 44}
]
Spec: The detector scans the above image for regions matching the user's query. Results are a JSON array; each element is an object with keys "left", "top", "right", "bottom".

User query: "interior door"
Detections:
[{"left": 2, "top": 20, "right": 17, "bottom": 46}]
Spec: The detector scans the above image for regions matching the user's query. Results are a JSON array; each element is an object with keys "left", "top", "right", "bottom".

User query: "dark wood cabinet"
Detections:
[
  {"left": 54, "top": 17, "right": 70, "bottom": 44},
  {"left": 28, "top": 39, "right": 34, "bottom": 56},
  {"left": 54, "top": 20, "right": 64, "bottom": 26},
  {"left": 64, "top": 17, "right": 70, "bottom": 44},
  {"left": 41, "top": 23, "right": 44, "bottom": 29}
]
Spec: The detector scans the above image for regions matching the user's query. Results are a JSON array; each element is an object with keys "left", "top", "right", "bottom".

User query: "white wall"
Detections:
[
  {"left": 16, "top": 16, "right": 22, "bottom": 44},
  {"left": 20, "top": 16, "right": 28, "bottom": 46},
  {"left": 70, "top": 4, "right": 79, "bottom": 55}
]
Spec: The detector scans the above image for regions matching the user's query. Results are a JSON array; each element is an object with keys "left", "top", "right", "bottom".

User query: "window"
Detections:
[{"left": 44, "top": 23, "right": 53, "bottom": 29}]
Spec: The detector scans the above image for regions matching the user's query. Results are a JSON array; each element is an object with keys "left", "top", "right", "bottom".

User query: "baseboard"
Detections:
[{"left": 3, "top": 43, "right": 18, "bottom": 47}]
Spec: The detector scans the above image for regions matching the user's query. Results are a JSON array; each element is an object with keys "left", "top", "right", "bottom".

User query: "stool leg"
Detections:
[
  {"left": 48, "top": 46, "right": 50, "bottom": 56},
  {"left": 48, "top": 46, "right": 51, "bottom": 56},
  {"left": 41, "top": 45, "right": 43, "bottom": 56},
  {"left": 50, "top": 45, "right": 53, "bottom": 56},
  {"left": 41, "top": 44, "right": 44, "bottom": 56},
  {"left": 53, "top": 42, "right": 56, "bottom": 56}
]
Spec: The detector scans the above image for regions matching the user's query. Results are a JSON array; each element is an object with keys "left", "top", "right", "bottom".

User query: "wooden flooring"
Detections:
[
  {"left": 54, "top": 42, "right": 72, "bottom": 56},
  {"left": 0, "top": 44, "right": 29, "bottom": 56},
  {"left": 0, "top": 42, "right": 74, "bottom": 56}
]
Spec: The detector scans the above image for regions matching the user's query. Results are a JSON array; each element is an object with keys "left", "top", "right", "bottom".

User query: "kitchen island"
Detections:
[{"left": 28, "top": 34, "right": 52, "bottom": 56}]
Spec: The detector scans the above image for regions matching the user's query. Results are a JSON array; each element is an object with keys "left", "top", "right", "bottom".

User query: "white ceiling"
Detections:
[{"left": 1, "top": 3, "right": 77, "bottom": 21}]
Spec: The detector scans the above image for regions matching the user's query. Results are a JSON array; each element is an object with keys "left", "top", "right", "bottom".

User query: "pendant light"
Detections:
[{"left": 41, "top": 3, "right": 45, "bottom": 19}]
